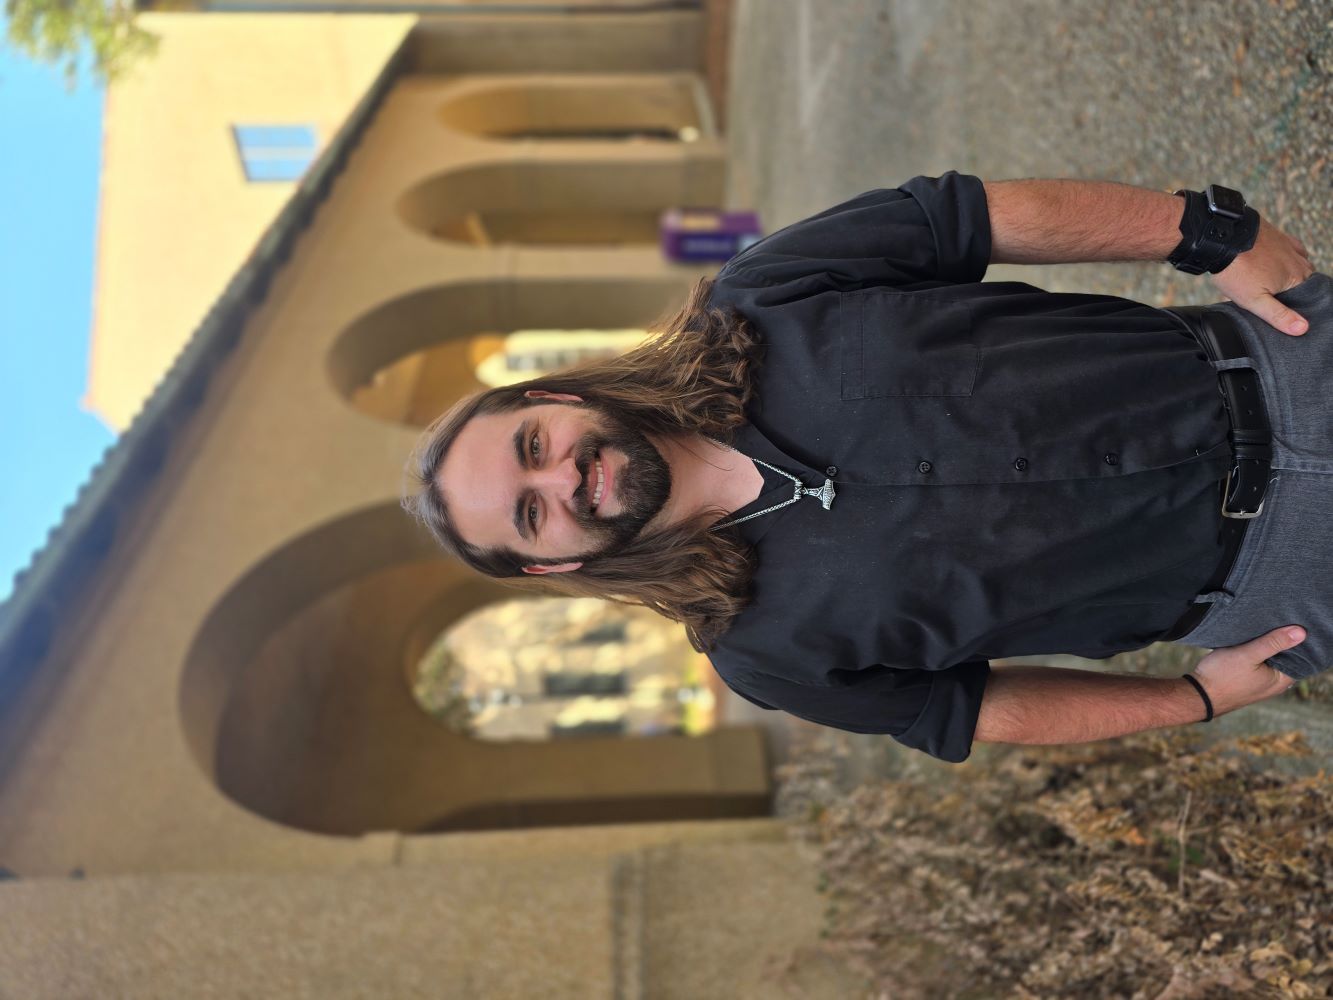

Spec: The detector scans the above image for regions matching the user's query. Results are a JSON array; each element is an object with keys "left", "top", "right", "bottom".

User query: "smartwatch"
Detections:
[{"left": 1168, "top": 184, "right": 1260, "bottom": 275}]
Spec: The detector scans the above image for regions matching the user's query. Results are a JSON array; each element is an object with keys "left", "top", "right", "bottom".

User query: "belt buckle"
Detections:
[{"left": 1221, "top": 465, "right": 1264, "bottom": 519}]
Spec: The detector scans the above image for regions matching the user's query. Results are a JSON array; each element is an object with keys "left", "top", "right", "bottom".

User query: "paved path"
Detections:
[
  {"left": 725, "top": 0, "right": 1331, "bottom": 301},
  {"left": 717, "top": 0, "right": 1333, "bottom": 773}
]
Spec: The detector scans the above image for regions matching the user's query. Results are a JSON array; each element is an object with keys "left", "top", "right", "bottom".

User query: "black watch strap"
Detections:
[{"left": 1169, "top": 186, "right": 1260, "bottom": 275}]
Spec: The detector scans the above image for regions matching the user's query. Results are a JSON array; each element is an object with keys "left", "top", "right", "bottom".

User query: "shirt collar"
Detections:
[{"left": 722, "top": 422, "right": 832, "bottom": 546}]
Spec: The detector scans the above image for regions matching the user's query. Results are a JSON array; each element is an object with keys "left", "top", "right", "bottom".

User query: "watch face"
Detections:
[{"left": 1207, "top": 185, "right": 1245, "bottom": 219}]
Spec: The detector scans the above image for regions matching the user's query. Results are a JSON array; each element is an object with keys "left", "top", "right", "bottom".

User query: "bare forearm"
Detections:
[
  {"left": 974, "top": 665, "right": 1205, "bottom": 746},
  {"left": 984, "top": 178, "right": 1182, "bottom": 266}
]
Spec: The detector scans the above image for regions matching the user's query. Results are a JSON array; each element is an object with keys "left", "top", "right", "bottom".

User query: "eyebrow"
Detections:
[{"left": 511, "top": 419, "right": 531, "bottom": 542}]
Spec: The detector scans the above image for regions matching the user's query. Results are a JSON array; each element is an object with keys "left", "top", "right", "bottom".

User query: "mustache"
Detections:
[
  {"left": 568, "top": 429, "right": 667, "bottom": 530},
  {"left": 571, "top": 433, "right": 622, "bottom": 524}
]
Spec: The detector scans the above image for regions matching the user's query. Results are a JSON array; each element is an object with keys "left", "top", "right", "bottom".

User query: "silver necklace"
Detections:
[{"left": 708, "top": 440, "right": 836, "bottom": 532}]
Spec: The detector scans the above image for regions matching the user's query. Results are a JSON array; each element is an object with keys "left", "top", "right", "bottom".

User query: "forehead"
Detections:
[{"left": 437, "top": 409, "right": 527, "bottom": 550}]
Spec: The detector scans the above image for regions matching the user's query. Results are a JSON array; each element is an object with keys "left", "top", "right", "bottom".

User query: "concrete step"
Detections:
[
  {"left": 609, "top": 820, "right": 797, "bottom": 1000},
  {"left": 610, "top": 850, "right": 647, "bottom": 1000},
  {"left": 624, "top": 839, "right": 872, "bottom": 999},
  {"left": 1, "top": 821, "right": 861, "bottom": 999},
  {"left": 0, "top": 859, "right": 618, "bottom": 1000}
]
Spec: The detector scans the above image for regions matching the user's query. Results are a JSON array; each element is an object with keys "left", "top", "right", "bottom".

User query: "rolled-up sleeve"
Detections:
[
  {"left": 891, "top": 659, "right": 991, "bottom": 762},
  {"left": 898, "top": 173, "right": 992, "bottom": 284},
  {"left": 717, "top": 171, "right": 992, "bottom": 289},
  {"left": 716, "top": 659, "right": 991, "bottom": 764}
]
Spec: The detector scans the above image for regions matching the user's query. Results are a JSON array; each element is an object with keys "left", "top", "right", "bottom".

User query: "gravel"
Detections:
[{"left": 726, "top": 0, "right": 1332, "bottom": 304}]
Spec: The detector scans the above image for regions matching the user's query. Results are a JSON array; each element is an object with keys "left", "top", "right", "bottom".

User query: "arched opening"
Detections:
[
  {"left": 473, "top": 328, "right": 647, "bottom": 388},
  {"left": 437, "top": 74, "right": 710, "bottom": 143},
  {"left": 411, "top": 596, "right": 716, "bottom": 742},
  {"left": 396, "top": 159, "right": 720, "bottom": 247},
  {"left": 352, "top": 327, "right": 648, "bottom": 427},
  {"left": 179, "top": 503, "right": 769, "bottom": 837},
  {"left": 327, "top": 277, "right": 692, "bottom": 428}
]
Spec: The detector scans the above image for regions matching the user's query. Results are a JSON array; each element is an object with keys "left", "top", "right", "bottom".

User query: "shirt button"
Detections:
[
  {"left": 1104, "top": 452, "right": 1120, "bottom": 466},
  {"left": 917, "top": 460, "right": 933, "bottom": 474},
  {"left": 1013, "top": 457, "right": 1028, "bottom": 471},
  {"left": 826, "top": 466, "right": 838, "bottom": 477}
]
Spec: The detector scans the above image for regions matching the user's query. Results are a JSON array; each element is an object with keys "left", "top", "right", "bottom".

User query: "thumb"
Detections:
[
  {"left": 1239, "top": 625, "right": 1305, "bottom": 667},
  {"left": 1240, "top": 292, "right": 1309, "bottom": 336}
]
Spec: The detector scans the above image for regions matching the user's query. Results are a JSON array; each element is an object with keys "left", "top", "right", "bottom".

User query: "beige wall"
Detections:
[
  {"left": 0, "top": 16, "right": 858, "bottom": 993},
  {"left": 0, "top": 14, "right": 769, "bottom": 881},
  {"left": 87, "top": 13, "right": 416, "bottom": 431}
]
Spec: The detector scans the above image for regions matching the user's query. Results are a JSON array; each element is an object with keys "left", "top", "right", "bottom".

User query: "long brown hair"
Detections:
[{"left": 403, "top": 276, "right": 764, "bottom": 650}]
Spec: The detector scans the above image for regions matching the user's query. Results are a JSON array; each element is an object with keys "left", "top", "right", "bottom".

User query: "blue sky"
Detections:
[{"left": 0, "top": 24, "right": 113, "bottom": 603}]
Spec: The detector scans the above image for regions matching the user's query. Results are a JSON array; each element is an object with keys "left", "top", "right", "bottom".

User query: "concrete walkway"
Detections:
[
  {"left": 715, "top": 0, "right": 1333, "bottom": 774},
  {"left": 724, "top": 0, "right": 1331, "bottom": 288}
]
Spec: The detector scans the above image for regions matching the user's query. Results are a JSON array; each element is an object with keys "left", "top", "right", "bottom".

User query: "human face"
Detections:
[{"left": 437, "top": 391, "right": 672, "bottom": 572}]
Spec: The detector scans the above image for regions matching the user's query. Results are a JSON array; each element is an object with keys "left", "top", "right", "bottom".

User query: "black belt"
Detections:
[{"left": 1159, "top": 306, "right": 1273, "bottom": 641}]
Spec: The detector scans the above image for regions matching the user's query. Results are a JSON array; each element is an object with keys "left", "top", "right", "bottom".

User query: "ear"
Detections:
[
  {"left": 524, "top": 389, "right": 583, "bottom": 404},
  {"left": 521, "top": 561, "right": 583, "bottom": 575}
]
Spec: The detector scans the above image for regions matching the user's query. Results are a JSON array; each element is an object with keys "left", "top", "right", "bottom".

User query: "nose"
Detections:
[{"left": 532, "top": 455, "right": 582, "bottom": 505}]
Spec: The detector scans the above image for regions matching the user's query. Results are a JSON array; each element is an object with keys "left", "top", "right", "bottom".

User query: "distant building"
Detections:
[{"left": 0, "top": 7, "right": 833, "bottom": 995}]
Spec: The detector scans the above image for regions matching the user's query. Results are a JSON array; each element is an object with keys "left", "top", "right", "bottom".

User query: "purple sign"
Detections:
[{"left": 660, "top": 208, "right": 764, "bottom": 263}]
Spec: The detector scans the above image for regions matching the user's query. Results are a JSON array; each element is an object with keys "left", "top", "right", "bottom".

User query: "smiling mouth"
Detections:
[{"left": 590, "top": 455, "right": 605, "bottom": 512}]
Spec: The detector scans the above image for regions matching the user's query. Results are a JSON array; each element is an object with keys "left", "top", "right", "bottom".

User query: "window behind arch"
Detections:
[{"left": 411, "top": 597, "right": 715, "bottom": 742}]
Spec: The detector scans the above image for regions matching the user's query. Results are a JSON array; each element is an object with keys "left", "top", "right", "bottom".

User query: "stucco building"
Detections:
[{"left": 0, "top": 6, "right": 857, "bottom": 996}]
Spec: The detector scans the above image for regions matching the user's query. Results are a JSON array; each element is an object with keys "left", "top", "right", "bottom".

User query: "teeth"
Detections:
[{"left": 591, "top": 458, "right": 604, "bottom": 509}]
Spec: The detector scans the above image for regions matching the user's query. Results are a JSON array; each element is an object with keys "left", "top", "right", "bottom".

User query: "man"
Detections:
[{"left": 405, "top": 173, "right": 1324, "bottom": 762}]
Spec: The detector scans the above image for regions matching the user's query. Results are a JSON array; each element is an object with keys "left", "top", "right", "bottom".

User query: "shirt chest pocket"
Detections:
[{"left": 839, "top": 290, "right": 980, "bottom": 399}]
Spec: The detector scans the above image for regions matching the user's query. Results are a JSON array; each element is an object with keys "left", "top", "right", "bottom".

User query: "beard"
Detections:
[{"left": 540, "top": 402, "right": 672, "bottom": 565}]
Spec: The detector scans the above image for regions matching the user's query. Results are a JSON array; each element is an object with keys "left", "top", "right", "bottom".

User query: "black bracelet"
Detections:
[
  {"left": 1168, "top": 188, "right": 1260, "bottom": 275},
  {"left": 1181, "top": 673, "right": 1215, "bottom": 723}
]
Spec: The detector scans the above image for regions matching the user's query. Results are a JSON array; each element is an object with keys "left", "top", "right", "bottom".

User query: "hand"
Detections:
[
  {"left": 1188, "top": 625, "right": 1303, "bottom": 717},
  {"left": 1210, "top": 218, "right": 1316, "bottom": 336}
]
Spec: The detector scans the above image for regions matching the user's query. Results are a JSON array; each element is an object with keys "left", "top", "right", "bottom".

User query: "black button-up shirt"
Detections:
[{"left": 704, "top": 172, "right": 1233, "bottom": 762}]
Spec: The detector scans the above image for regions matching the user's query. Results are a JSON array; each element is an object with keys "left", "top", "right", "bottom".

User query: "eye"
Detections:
[
  {"left": 530, "top": 433, "right": 541, "bottom": 461},
  {"left": 527, "top": 501, "right": 539, "bottom": 529}
]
